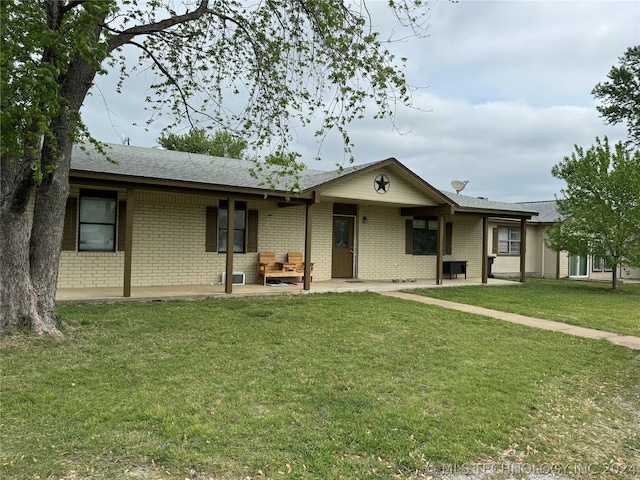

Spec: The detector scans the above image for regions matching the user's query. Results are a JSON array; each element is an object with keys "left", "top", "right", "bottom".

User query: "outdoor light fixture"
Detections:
[{"left": 363, "top": 216, "right": 368, "bottom": 224}]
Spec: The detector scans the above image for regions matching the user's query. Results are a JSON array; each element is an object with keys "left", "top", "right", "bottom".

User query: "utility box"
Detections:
[{"left": 221, "top": 272, "right": 246, "bottom": 285}]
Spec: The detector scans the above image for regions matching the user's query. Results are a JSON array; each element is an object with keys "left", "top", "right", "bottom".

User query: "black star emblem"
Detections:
[{"left": 374, "top": 174, "right": 390, "bottom": 194}]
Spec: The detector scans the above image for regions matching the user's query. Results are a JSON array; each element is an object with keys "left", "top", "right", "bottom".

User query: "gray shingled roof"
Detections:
[
  {"left": 440, "top": 191, "right": 539, "bottom": 215},
  {"left": 71, "top": 143, "right": 380, "bottom": 192},
  {"left": 71, "top": 143, "right": 540, "bottom": 218},
  {"left": 517, "top": 200, "right": 561, "bottom": 223}
]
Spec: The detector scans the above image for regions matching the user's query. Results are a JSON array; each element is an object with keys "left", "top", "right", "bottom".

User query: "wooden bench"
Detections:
[
  {"left": 256, "top": 252, "right": 314, "bottom": 285},
  {"left": 256, "top": 252, "right": 300, "bottom": 285}
]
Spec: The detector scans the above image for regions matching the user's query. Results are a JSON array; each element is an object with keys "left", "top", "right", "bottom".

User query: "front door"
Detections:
[{"left": 332, "top": 216, "right": 354, "bottom": 278}]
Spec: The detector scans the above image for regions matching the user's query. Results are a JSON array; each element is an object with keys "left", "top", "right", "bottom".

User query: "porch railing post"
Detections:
[
  {"left": 520, "top": 217, "right": 527, "bottom": 283},
  {"left": 436, "top": 215, "right": 444, "bottom": 285},
  {"left": 123, "top": 187, "right": 135, "bottom": 298},
  {"left": 225, "top": 198, "right": 235, "bottom": 294},
  {"left": 304, "top": 201, "right": 313, "bottom": 291},
  {"left": 482, "top": 216, "right": 488, "bottom": 284}
]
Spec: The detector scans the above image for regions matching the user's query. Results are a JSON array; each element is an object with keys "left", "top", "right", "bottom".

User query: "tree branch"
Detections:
[
  {"left": 126, "top": 39, "right": 196, "bottom": 127},
  {"left": 61, "top": 0, "right": 90, "bottom": 15},
  {"left": 106, "top": 0, "right": 210, "bottom": 53}
]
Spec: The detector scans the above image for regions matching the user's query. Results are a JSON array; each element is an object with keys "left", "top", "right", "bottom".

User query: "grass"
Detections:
[
  {"left": 1, "top": 289, "right": 639, "bottom": 479},
  {"left": 406, "top": 278, "right": 640, "bottom": 337}
]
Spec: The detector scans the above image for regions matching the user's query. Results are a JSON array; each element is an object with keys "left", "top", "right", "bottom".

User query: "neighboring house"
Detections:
[
  {"left": 488, "top": 200, "right": 640, "bottom": 281},
  {"left": 60, "top": 143, "right": 539, "bottom": 296}
]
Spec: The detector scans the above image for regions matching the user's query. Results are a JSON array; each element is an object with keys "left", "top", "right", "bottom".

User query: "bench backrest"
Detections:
[
  {"left": 287, "top": 252, "right": 313, "bottom": 273},
  {"left": 258, "top": 252, "right": 281, "bottom": 272},
  {"left": 287, "top": 252, "right": 303, "bottom": 265}
]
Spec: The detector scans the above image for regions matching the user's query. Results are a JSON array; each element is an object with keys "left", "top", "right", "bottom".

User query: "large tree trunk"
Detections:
[
  {"left": 1, "top": 52, "right": 97, "bottom": 336},
  {"left": 0, "top": 141, "right": 72, "bottom": 337},
  {"left": 1, "top": 147, "right": 63, "bottom": 336},
  {"left": 29, "top": 130, "right": 74, "bottom": 335}
]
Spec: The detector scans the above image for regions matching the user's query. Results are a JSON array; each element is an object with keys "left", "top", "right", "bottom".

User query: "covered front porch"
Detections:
[{"left": 56, "top": 277, "right": 518, "bottom": 303}]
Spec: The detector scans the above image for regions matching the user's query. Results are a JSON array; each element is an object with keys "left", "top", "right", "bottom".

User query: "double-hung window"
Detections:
[
  {"left": 78, "top": 190, "right": 117, "bottom": 252},
  {"left": 218, "top": 200, "right": 247, "bottom": 253},
  {"left": 497, "top": 227, "right": 520, "bottom": 255}
]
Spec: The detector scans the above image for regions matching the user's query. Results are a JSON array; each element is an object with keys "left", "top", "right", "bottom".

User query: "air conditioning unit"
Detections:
[{"left": 221, "top": 272, "right": 246, "bottom": 285}]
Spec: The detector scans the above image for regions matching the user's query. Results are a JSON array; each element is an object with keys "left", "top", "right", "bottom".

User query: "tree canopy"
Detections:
[
  {"left": 158, "top": 128, "right": 248, "bottom": 159},
  {"left": 592, "top": 45, "right": 640, "bottom": 148},
  {"left": 546, "top": 137, "right": 640, "bottom": 289},
  {"left": 1, "top": 0, "right": 431, "bottom": 336}
]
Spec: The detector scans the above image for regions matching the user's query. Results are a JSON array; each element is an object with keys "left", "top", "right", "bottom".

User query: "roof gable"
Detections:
[{"left": 315, "top": 161, "right": 448, "bottom": 207}]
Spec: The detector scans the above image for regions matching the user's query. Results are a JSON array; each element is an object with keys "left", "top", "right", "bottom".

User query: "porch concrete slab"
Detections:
[
  {"left": 55, "top": 278, "right": 517, "bottom": 303},
  {"left": 380, "top": 291, "right": 640, "bottom": 350}
]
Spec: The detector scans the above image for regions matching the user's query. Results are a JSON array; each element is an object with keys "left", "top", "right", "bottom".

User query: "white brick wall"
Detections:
[
  {"left": 58, "top": 189, "right": 499, "bottom": 288},
  {"left": 54, "top": 182, "right": 640, "bottom": 290},
  {"left": 59, "top": 190, "right": 318, "bottom": 288}
]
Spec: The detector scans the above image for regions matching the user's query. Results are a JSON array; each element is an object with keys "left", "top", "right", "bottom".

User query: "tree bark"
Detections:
[
  {"left": 29, "top": 131, "right": 73, "bottom": 335},
  {"left": 1, "top": 51, "right": 97, "bottom": 336},
  {"left": 1, "top": 147, "right": 63, "bottom": 336}
]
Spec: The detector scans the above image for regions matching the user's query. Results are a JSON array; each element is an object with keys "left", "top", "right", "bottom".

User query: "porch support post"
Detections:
[
  {"left": 225, "top": 198, "right": 235, "bottom": 294},
  {"left": 482, "top": 216, "right": 489, "bottom": 284},
  {"left": 436, "top": 215, "right": 445, "bottom": 285},
  {"left": 123, "top": 187, "right": 135, "bottom": 298},
  {"left": 303, "top": 201, "right": 313, "bottom": 291},
  {"left": 519, "top": 217, "right": 527, "bottom": 283}
]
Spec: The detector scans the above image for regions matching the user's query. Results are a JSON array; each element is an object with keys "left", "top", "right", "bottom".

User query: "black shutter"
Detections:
[
  {"left": 117, "top": 201, "right": 127, "bottom": 252},
  {"left": 445, "top": 222, "right": 453, "bottom": 255},
  {"left": 61, "top": 198, "right": 77, "bottom": 251},
  {"left": 405, "top": 219, "right": 413, "bottom": 254},
  {"left": 247, "top": 210, "right": 258, "bottom": 253},
  {"left": 206, "top": 206, "right": 218, "bottom": 252}
]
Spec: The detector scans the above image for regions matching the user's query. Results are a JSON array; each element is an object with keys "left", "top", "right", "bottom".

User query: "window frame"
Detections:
[
  {"left": 218, "top": 200, "right": 247, "bottom": 254},
  {"left": 78, "top": 189, "right": 118, "bottom": 252},
  {"left": 411, "top": 217, "right": 439, "bottom": 256},
  {"left": 497, "top": 226, "right": 521, "bottom": 256}
]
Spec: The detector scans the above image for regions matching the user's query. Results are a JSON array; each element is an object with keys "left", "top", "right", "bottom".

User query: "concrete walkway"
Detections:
[{"left": 380, "top": 291, "right": 640, "bottom": 350}]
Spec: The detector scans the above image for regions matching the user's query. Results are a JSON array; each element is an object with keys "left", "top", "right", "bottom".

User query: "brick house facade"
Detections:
[{"left": 61, "top": 143, "right": 538, "bottom": 295}]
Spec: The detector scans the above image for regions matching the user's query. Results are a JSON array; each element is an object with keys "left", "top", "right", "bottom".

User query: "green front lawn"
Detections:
[
  {"left": 1, "top": 291, "right": 638, "bottom": 479},
  {"left": 407, "top": 278, "right": 640, "bottom": 337}
]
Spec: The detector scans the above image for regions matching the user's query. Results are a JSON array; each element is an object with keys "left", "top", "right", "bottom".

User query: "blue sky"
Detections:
[{"left": 81, "top": 0, "right": 640, "bottom": 202}]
